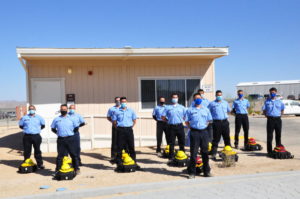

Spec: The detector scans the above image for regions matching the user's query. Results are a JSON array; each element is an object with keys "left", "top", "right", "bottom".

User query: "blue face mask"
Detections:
[
  {"left": 270, "top": 93, "right": 276, "bottom": 98},
  {"left": 238, "top": 94, "right": 244, "bottom": 99},
  {"left": 171, "top": 98, "right": 178, "bottom": 104},
  {"left": 69, "top": 109, "right": 75, "bottom": 114},
  {"left": 194, "top": 98, "right": 202, "bottom": 105},
  {"left": 28, "top": 110, "right": 35, "bottom": 115},
  {"left": 216, "top": 96, "right": 223, "bottom": 101},
  {"left": 121, "top": 103, "right": 127, "bottom": 108}
]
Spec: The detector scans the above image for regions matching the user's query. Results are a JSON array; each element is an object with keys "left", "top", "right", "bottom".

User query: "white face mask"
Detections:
[{"left": 200, "top": 94, "right": 205, "bottom": 98}]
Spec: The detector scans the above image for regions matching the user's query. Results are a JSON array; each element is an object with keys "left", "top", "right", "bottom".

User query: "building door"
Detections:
[{"left": 31, "top": 78, "right": 65, "bottom": 139}]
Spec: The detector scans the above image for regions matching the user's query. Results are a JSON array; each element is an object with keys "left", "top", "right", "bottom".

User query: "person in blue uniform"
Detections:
[
  {"left": 107, "top": 97, "right": 121, "bottom": 160},
  {"left": 186, "top": 93, "right": 213, "bottom": 179},
  {"left": 162, "top": 93, "right": 186, "bottom": 159},
  {"left": 152, "top": 97, "right": 168, "bottom": 155},
  {"left": 208, "top": 90, "right": 231, "bottom": 159},
  {"left": 232, "top": 90, "right": 250, "bottom": 149},
  {"left": 19, "top": 105, "right": 45, "bottom": 169},
  {"left": 262, "top": 87, "right": 285, "bottom": 155},
  {"left": 190, "top": 89, "right": 212, "bottom": 141},
  {"left": 68, "top": 104, "right": 85, "bottom": 166},
  {"left": 51, "top": 104, "right": 80, "bottom": 174},
  {"left": 112, "top": 97, "right": 138, "bottom": 165}
]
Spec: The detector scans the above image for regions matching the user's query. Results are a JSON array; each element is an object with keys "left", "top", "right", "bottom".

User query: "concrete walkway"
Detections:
[{"left": 11, "top": 170, "right": 300, "bottom": 199}]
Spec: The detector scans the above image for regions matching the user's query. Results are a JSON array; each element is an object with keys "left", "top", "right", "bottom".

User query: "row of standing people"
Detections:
[{"left": 19, "top": 87, "right": 284, "bottom": 177}]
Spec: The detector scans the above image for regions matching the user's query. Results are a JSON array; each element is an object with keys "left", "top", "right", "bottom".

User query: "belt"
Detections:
[
  {"left": 190, "top": 128, "right": 207, "bottom": 132},
  {"left": 24, "top": 133, "right": 40, "bottom": 136},
  {"left": 236, "top": 113, "right": 248, "bottom": 116},
  {"left": 267, "top": 116, "right": 281, "bottom": 119},
  {"left": 213, "top": 119, "right": 227, "bottom": 122},
  {"left": 117, "top": 126, "right": 132, "bottom": 129},
  {"left": 157, "top": 120, "right": 167, "bottom": 123},
  {"left": 169, "top": 123, "right": 183, "bottom": 127},
  {"left": 58, "top": 135, "right": 74, "bottom": 139}
]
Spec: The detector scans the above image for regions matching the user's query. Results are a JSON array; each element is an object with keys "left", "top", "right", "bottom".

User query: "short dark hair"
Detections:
[
  {"left": 198, "top": 89, "right": 204, "bottom": 93},
  {"left": 216, "top": 90, "right": 222, "bottom": 95},
  {"left": 193, "top": 93, "right": 201, "bottom": 98},
  {"left": 114, "top": 96, "right": 120, "bottom": 100},
  {"left": 171, "top": 93, "right": 179, "bottom": 98},
  {"left": 269, "top": 87, "right": 277, "bottom": 92},
  {"left": 61, "top": 104, "right": 68, "bottom": 108},
  {"left": 237, "top": 90, "right": 243, "bottom": 93},
  {"left": 28, "top": 105, "right": 35, "bottom": 109},
  {"left": 120, "top": 96, "right": 127, "bottom": 101}
]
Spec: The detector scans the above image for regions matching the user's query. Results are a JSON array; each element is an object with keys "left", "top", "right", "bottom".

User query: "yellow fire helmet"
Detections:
[
  {"left": 208, "top": 142, "right": 212, "bottom": 152},
  {"left": 175, "top": 150, "right": 187, "bottom": 160},
  {"left": 222, "top": 145, "right": 237, "bottom": 155},
  {"left": 21, "top": 158, "right": 36, "bottom": 167},
  {"left": 123, "top": 156, "right": 135, "bottom": 166},
  {"left": 122, "top": 152, "right": 130, "bottom": 160},
  {"left": 224, "top": 145, "right": 233, "bottom": 152},
  {"left": 165, "top": 145, "right": 170, "bottom": 153},
  {"left": 59, "top": 163, "right": 74, "bottom": 173},
  {"left": 62, "top": 156, "right": 72, "bottom": 164}
]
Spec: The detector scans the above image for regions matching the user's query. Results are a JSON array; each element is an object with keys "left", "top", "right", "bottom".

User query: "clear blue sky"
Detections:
[{"left": 0, "top": 0, "right": 299, "bottom": 101}]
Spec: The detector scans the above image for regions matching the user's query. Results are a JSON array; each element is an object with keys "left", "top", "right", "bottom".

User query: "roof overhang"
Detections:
[{"left": 17, "top": 47, "right": 229, "bottom": 69}]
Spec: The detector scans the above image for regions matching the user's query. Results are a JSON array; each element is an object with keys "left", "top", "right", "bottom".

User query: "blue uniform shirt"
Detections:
[
  {"left": 190, "top": 98, "right": 210, "bottom": 108},
  {"left": 162, "top": 104, "right": 186, "bottom": 125},
  {"left": 185, "top": 106, "right": 212, "bottom": 130},
  {"left": 68, "top": 112, "right": 85, "bottom": 127},
  {"left": 208, "top": 100, "right": 231, "bottom": 120},
  {"left": 107, "top": 106, "right": 120, "bottom": 118},
  {"left": 19, "top": 114, "right": 45, "bottom": 134},
  {"left": 262, "top": 98, "right": 285, "bottom": 117},
  {"left": 112, "top": 108, "right": 137, "bottom": 127},
  {"left": 51, "top": 115, "right": 78, "bottom": 137},
  {"left": 232, "top": 98, "right": 250, "bottom": 114},
  {"left": 152, "top": 105, "right": 166, "bottom": 121}
]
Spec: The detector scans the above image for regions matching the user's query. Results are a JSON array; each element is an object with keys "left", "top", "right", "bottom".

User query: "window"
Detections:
[{"left": 140, "top": 78, "right": 201, "bottom": 109}]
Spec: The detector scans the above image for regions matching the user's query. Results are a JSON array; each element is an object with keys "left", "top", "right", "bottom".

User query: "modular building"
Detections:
[{"left": 17, "top": 47, "right": 228, "bottom": 152}]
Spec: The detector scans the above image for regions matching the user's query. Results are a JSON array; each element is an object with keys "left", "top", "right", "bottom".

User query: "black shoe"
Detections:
[
  {"left": 38, "top": 165, "right": 45, "bottom": 169},
  {"left": 234, "top": 144, "right": 239, "bottom": 149},
  {"left": 203, "top": 172, "right": 213, "bottom": 177},
  {"left": 188, "top": 174, "right": 195, "bottom": 179},
  {"left": 211, "top": 154, "right": 217, "bottom": 161},
  {"left": 110, "top": 158, "right": 117, "bottom": 165},
  {"left": 79, "top": 162, "right": 83, "bottom": 166}
]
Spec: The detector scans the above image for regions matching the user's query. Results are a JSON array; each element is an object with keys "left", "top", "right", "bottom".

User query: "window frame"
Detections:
[{"left": 138, "top": 76, "right": 202, "bottom": 112}]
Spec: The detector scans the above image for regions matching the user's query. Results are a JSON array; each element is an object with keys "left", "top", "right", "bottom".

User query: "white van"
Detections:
[{"left": 282, "top": 100, "right": 300, "bottom": 116}]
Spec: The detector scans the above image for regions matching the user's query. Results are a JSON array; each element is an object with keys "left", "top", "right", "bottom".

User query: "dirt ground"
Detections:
[{"left": 0, "top": 128, "right": 300, "bottom": 198}]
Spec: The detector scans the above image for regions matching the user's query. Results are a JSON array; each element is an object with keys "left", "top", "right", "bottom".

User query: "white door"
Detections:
[{"left": 31, "top": 78, "right": 65, "bottom": 138}]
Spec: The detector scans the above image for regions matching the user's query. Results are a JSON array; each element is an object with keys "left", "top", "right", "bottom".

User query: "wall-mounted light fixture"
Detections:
[{"left": 67, "top": 68, "right": 72, "bottom": 74}]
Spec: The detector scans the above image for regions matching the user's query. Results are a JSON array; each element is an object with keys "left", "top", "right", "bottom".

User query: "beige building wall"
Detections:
[{"left": 26, "top": 57, "right": 215, "bottom": 150}]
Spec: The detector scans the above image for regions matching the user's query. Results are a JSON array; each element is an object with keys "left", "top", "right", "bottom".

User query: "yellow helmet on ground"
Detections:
[
  {"left": 175, "top": 150, "right": 187, "bottom": 160},
  {"left": 165, "top": 145, "right": 170, "bottom": 153},
  {"left": 208, "top": 142, "right": 212, "bottom": 152},
  {"left": 224, "top": 145, "right": 232, "bottom": 152},
  {"left": 122, "top": 152, "right": 130, "bottom": 160},
  {"left": 21, "top": 159, "right": 35, "bottom": 167},
  {"left": 123, "top": 156, "right": 135, "bottom": 166},
  {"left": 62, "top": 156, "right": 72, "bottom": 164},
  {"left": 59, "top": 163, "right": 74, "bottom": 173}
]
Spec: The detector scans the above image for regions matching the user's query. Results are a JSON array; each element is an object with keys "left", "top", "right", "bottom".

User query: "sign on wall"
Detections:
[{"left": 202, "top": 84, "right": 213, "bottom": 92}]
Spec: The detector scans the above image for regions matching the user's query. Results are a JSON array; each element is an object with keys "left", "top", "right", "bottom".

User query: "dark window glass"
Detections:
[
  {"left": 141, "top": 78, "right": 201, "bottom": 109},
  {"left": 141, "top": 80, "right": 155, "bottom": 109},
  {"left": 186, "top": 79, "right": 201, "bottom": 106},
  {"left": 157, "top": 80, "right": 185, "bottom": 106}
]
